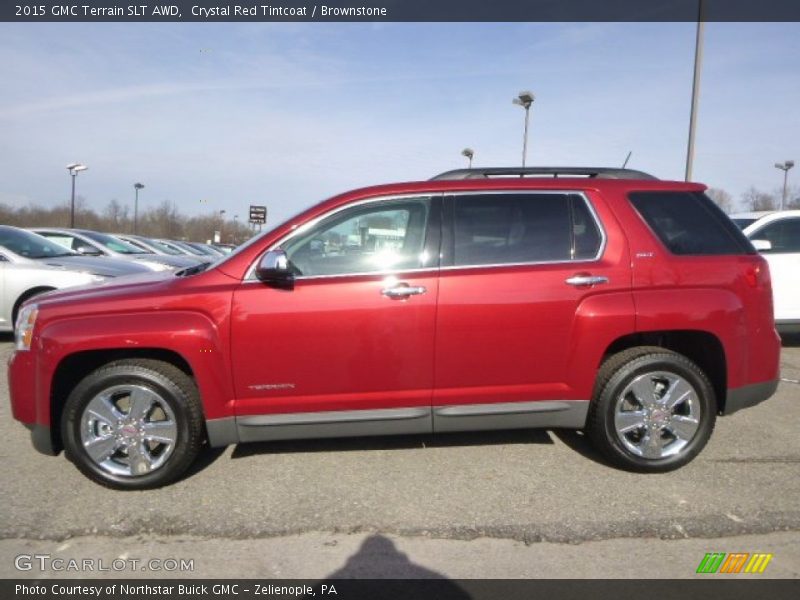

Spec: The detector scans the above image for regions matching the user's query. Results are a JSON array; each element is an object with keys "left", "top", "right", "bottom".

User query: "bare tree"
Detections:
[
  {"left": 706, "top": 188, "right": 734, "bottom": 213},
  {"left": 0, "top": 198, "right": 255, "bottom": 245},
  {"left": 741, "top": 187, "right": 777, "bottom": 212}
]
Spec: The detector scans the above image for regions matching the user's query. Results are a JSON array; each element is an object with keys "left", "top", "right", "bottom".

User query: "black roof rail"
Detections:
[{"left": 430, "top": 167, "right": 658, "bottom": 181}]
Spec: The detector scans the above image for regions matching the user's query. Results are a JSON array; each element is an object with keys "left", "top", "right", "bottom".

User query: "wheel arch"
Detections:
[
  {"left": 12, "top": 286, "right": 56, "bottom": 326},
  {"left": 49, "top": 348, "right": 197, "bottom": 454},
  {"left": 600, "top": 330, "right": 728, "bottom": 414}
]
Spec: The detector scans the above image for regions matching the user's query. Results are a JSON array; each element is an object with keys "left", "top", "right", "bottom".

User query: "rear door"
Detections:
[{"left": 433, "top": 191, "right": 630, "bottom": 431}]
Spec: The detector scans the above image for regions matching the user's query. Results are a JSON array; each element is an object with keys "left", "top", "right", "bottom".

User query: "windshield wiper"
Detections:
[{"left": 175, "top": 261, "right": 212, "bottom": 277}]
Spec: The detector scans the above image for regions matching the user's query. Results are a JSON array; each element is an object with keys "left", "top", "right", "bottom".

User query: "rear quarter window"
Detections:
[{"left": 629, "top": 191, "right": 754, "bottom": 256}]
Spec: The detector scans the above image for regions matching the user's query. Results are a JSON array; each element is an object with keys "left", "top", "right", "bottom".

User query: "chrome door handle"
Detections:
[
  {"left": 382, "top": 285, "right": 427, "bottom": 299},
  {"left": 565, "top": 275, "right": 609, "bottom": 287}
]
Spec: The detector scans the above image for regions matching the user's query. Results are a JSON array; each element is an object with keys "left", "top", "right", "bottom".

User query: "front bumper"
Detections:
[{"left": 724, "top": 379, "right": 779, "bottom": 415}]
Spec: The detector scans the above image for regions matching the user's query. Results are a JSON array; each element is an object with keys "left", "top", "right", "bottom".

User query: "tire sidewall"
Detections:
[
  {"left": 599, "top": 354, "right": 716, "bottom": 471},
  {"left": 62, "top": 365, "right": 195, "bottom": 489}
]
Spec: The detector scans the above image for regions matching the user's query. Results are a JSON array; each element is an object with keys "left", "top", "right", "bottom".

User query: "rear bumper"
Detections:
[{"left": 724, "top": 379, "right": 779, "bottom": 415}]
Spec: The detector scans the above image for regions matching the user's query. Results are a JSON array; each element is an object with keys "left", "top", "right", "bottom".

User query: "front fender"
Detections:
[{"left": 35, "top": 311, "right": 234, "bottom": 427}]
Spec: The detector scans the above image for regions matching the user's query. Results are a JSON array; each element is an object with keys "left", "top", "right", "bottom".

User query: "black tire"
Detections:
[
  {"left": 61, "top": 359, "right": 204, "bottom": 490},
  {"left": 587, "top": 347, "right": 716, "bottom": 472}
]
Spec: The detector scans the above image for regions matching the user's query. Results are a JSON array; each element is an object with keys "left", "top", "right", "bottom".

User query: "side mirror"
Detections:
[
  {"left": 255, "top": 249, "right": 294, "bottom": 289},
  {"left": 751, "top": 239, "right": 772, "bottom": 252},
  {"left": 76, "top": 244, "right": 102, "bottom": 256}
]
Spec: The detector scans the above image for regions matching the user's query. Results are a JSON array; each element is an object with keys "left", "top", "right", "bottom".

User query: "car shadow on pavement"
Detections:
[
  {"left": 551, "top": 429, "right": 616, "bottom": 469},
  {"left": 0, "top": 332, "right": 13, "bottom": 343},
  {"left": 308, "top": 534, "right": 472, "bottom": 599},
  {"left": 230, "top": 429, "right": 553, "bottom": 459}
]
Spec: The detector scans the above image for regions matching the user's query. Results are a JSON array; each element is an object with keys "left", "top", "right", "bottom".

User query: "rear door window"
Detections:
[
  {"left": 629, "top": 191, "right": 753, "bottom": 255},
  {"left": 450, "top": 193, "right": 602, "bottom": 266}
]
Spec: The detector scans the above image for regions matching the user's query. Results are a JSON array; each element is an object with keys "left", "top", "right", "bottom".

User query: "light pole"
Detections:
[
  {"left": 461, "top": 148, "right": 474, "bottom": 169},
  {"left": 233, "top": 214, "right": 239, "bottom": 244},
  {"left": 66, "top": 163, "right": 88, "bottom": 228},
  {"left": 219, "top": 209, "right": 226, "bottom": 243},
  {"left": 775, "top": 160, "right": 795, "bottom": 210},
  {"left": 685, "top": 0, "right": 705, "bottom": 181},
  {"left": 512, "top": 91, "right": 535, "bottom": 168},
  {"left": 133, "top": 182, "right": 145, "bottom": 234}
]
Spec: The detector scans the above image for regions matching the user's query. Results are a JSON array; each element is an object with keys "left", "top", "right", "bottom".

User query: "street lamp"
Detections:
[
  {"left": 133, "top": 182, "right": 145, "bottom": 234},
  {"left": 233, "top": 214, "right": 239, "bottom": 244},
  {"left": 512, "top": 91, "right": 535, "bottom": 168},
  {"left": 775, "top": 160, "right": 795, "bottom": 211},
  {"left": 461, "top": 148, "right": 474, "bottom": 169},
  {"left": 219, "top": 209, "right": 226, "bottom": 243},
  {"left": 66, "top": 163, "right": 88, "bottom": 228}
]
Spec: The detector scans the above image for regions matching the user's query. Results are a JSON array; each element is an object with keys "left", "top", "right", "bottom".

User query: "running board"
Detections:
[{"left": 204, "top": 401, "right": 590, "bottom": 447}]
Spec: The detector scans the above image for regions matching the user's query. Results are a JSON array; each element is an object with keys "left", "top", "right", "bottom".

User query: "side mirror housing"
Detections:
[
  {"left": 751, "top": 239, "right": 772, "bottom": 252},
  {"left": 76, "top": 244, "right": 102, "bottom": 256},
  {"left": 255, "top": 249, "right": 294, "bottom": 289}
]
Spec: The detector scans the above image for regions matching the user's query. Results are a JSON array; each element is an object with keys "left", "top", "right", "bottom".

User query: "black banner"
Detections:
[
  {"left": 3, "top": 0, "right": 800, "bottom": 23},
  {"left": 4, "top": 579, "right": 800, "bottom": 600}
]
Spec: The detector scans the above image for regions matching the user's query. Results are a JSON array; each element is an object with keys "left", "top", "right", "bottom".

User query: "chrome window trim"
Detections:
[
  {"left": 244, "top": 192, "right": 442, "bottom": 281},
  {"left": 445, "top": 189, "right": 607, "bottom": 269},
  {"left": 243, "top": 189, "right": 607, "bottom": 283}
]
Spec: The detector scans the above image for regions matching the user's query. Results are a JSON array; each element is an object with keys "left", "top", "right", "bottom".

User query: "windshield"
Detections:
[
  {"left": 81, "top": 230, "right": 151, "bottom": 254},
  {"left": 130, "top": 236, "right": 184, "bottom": 256},
  {"left": 171, "top": 240, "right": 206, "bottom": 256},
  {"left": 0, "top": 226, "right": 76, "bottom": 259}
]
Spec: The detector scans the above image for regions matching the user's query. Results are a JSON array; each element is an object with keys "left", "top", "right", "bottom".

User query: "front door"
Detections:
[{"left": 230, "top": 195, "right": 440, "bottom": 439}]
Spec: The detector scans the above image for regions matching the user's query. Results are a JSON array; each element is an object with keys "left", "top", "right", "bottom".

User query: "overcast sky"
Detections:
[{"left": 0, "top": 22, "right": 798, "bottom": 225}]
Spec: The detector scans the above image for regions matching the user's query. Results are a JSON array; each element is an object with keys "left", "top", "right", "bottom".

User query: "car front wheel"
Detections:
[{"left": 62, "top": 359, "right": 204, "bottom": 489}]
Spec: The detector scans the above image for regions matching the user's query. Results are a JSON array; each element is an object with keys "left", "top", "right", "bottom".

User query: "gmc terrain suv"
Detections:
[{"left": 8, "top": 167, "right": 781, "bottom": 489}]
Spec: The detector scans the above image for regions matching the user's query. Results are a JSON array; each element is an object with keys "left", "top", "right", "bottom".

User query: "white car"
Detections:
[
  {"left": 731, "top": 210, "right": 800, "bottom": 332},
  {"left": 0, "top": 226, "right": 146, "bottom": 331}
]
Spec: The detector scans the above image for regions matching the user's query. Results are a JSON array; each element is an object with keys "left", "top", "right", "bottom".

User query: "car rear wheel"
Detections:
[
  {"left": 62, "top": 359, "right": 204, "bottom": 489},
  {"left": 587, "top": 347, "right": 716, "bottom": 472}
]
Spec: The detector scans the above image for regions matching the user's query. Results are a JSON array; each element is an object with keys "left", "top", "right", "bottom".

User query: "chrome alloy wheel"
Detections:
[
  {"left": 613, "top": 371, "right": 701, "bottom": 459},
  {"left": 80, "top": 384, "right": 178, "bottom": 477}
]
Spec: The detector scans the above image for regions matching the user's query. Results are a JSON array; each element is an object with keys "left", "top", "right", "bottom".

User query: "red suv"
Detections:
[{"left": 8, "top": 167, "right": 781, "bottom": 489}]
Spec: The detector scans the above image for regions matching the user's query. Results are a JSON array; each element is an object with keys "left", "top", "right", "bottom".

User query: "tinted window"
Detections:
[
  {"left": 629, "top": 192, "right": 752, "bottom": 255},
  {"left": 284, "top": 198, "right": 431, "bottom": 277},
  {"left": 751, "top": 218, "right": 800, "bottom": 253},
  {"left": 452, "top": 193, "right": 601, "bottom": 266}
]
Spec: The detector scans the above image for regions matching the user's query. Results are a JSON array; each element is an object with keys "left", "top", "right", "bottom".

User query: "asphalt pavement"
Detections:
[{"left": 1, "top": 334, "right": 798, "bottom": 579}]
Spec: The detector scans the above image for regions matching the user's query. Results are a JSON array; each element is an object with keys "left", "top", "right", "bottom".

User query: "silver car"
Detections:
[
  {"left": 0, "top": 226, "right": 150, "bottom": 331},
  {"left": 31, "top": 228, "right": 197, "bottom": 271},
  {"left": 111, "top": 234, "right": 204, "bottom": 268}
]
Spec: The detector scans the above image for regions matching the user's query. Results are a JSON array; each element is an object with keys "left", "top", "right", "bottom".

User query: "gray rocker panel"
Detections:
[{"left": 205, "top": 400, "right": 590, "bottom": 447}]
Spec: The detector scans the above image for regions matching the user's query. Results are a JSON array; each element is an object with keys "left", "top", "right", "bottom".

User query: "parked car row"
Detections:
[{"left": 0, "top": 224, "right": 228, "bottom": 332}]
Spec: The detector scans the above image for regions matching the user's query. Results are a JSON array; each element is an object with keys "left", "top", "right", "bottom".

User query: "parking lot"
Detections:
[{"left": 1, "top": 334, "right": 799, "bottom": 579}]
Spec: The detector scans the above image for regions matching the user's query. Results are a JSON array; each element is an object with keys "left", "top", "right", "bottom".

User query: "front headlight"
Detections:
[{"left": 15, "top": 303, "right": 39, "bottom": 351}]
